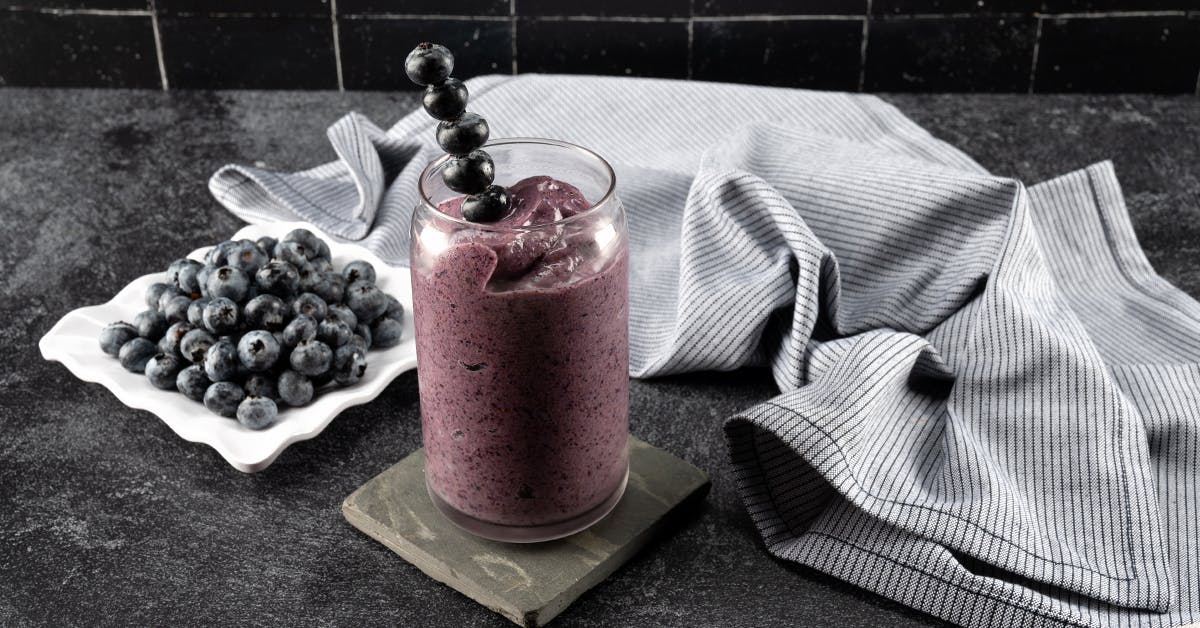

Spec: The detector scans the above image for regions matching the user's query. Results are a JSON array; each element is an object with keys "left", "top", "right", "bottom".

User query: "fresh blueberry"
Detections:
[
  {"left": 281, "top": 314, "right": 318, "bottom": 347},
  {"left": 244, "top": 373, "right": 279, "bottom": 401},
  {"left": 204, "top": 381, "right": 245, "bottom": 418},
  {"left": 163, "top": 295, "right": 193, "bottom": 324},
  {"left": 255, "top": 261, "right": 301, "bottom": 298},
  {"left": 461, "top": 185, "right": 510, "bottom": 223},
  {"left": 405, "top": 42, "right": 454, "bottom": 86},
  {"left": 317, "top": 315, "right": 353, "bottom": 348},
  {"left": 342, "top": 260, "right": 376, "bottom": 285},
  {"left": 348, "top": 334, "right": 369, "bottom": 355},
  {"left": 167, "top": 258, "right": 204, "bottom": 294},
  {"left": 244, "top": 294, "right": 290, "bottom": 331},
  {"left": 354, "top": 324, "right": 373, "bottom": 349},
  {"left": 283, "top": 228, "right": 321, "bottom": 248},
  {"left": 158, "top": 322, "right": 193, "bottom": 357},
  {"left": 134, "top": 309, "right": 167, "bottom": 339},
  {"left": 333, "top": 344, "right": 368, "bottom": 386},
  {"left": 237, "top": 330, "right": 281, "bottom": 372},
  {"left": 255, "top": 236, "right": 278, "bottom": 255},
  {"left": 187, "top": 296, "right": 212, "bottom": 327},
  {"left": 206, "top": 266, "right": 250, "bottom": 302},
  {"left": 372, "top": 317, "right": 404, "bottom": 348},
  {"left": 436, "top": 113, "right": 489, "bottom": 156},
  {"left": 157, "top": 285, "right": 186, "bottom": 312},
  {"left": 281, "top": 229, "right": 323, "bottom": 258},
  {"left": 290, "top": 340, "right": 333, "bottom": 377},
  {"left": 176, "top": 365, "right": 211, "bottom": 401},
  {"left": 179, "top": 328, "right": 216, "bottom": 363},
  {"left": 423, "top": 78, "right": 468, "bottom": 121},
  {"left": 119, "top": 337, "right": 158, "bottom": 373},
  {"left": 383, "top": 295, "right": 405, "bottom": 322},
  {"left": 315, "top": 238, "right": 331, "bottom": 262},
  {"left": 345, "top": 280, "right": 388, "bottom": 324},
  {"left": 275, "top": 243, "right": 314, "bottom": 273},
  {"left": 277, "top": 370, "right": 313, "bottom": 406},
  {"left": 225, "top": 239, "right": 269, "bottom": 274},
  {"left": 144, "top": 353, "right": 182, "bottom": 390},
  {"left": 327, "top": 304, "right": 358, "bottom": 329},
  {"left": 100, "top": 322, "right": 139, "bottom": 356},
  {"left": 205, "top": 240, "right": 238, "bottom": 267},
  {"left": 291, "top": 292, "right": 327, "bottom": 320},
  {"left": 196, "top": 265, "right": 215, "bottom": 298},
  {"left": 202, "top": 297, "right": 240, "bottom": 335},
  {"left": 236, "top": 396, "right": 278, "bottom": 430},
  {"left": 311, "top": 272, "right": 345, "bottom": 305},
  {"left": 292, "top": 264, "right": 317, "bottom": 294},
  {"left": 204, "top": 338, "right": 238, "bottom": 382},
  {"left": 442, "top": 150, "right": 495, "bottom": 194},
  {"left": 311, "top": 256, "right": 334, "bottom": 274},
  {"left": 145, "top": 283, "right": 172, "bottom": 310}
]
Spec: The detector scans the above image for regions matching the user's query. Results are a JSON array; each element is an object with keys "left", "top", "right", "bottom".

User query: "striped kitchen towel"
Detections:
[{"left": 210, "top": 75, "right": 1198, "bottom": 627}]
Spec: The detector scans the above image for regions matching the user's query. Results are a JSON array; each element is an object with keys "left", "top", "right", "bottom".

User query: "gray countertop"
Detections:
[{"left": 2, "top": 88, "right": 1197, "bottom": 628}]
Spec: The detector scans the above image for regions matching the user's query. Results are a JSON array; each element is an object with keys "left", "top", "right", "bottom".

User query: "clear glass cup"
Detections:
[{"left": 410, "top": 138, "right": 630, "bottom": 543}]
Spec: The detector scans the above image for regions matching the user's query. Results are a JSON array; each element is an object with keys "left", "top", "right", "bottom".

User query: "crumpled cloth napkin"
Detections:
[{"left": 211, "top": 75, "right": 1200, "bottom": 627}]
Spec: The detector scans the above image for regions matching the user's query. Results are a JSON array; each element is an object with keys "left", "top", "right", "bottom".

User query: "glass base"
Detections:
[{"left": 426, "top": 468, "right": 629, "bottom": 544}]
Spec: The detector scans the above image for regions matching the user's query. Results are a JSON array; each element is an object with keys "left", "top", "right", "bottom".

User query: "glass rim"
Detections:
[{"left": 416, "top": 137, "right": 618, "bottom": 233}]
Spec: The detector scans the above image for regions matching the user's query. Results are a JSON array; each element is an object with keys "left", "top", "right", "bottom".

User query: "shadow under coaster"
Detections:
[{"left": 342, "top": 436, "right": 711, "bottom": 628}]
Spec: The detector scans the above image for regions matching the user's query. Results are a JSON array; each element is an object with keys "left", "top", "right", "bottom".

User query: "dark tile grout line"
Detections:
[
  {"left": 686, "top": 0, "right": 694, "bottom": 81},
  {"left": 1, "top": 4, "right": 1197, "bottom": 94},
  {"left": 509, "top": 0, "right": 517, "bottom": 75},
  {"left": 1027, "top": 16, "right": 1043, "bottom": 95},
  {"left": 148, "top": 0, "right": 167, "bottom": 90},
  {"left": 858, "top": 0, "right": 872, "bottom": 92},
  {"left": 2, "top": 6, "right": 1193, "bottom": 19},
  {"left": 330, "top": 0, "right": 344, "bottom": 91}
]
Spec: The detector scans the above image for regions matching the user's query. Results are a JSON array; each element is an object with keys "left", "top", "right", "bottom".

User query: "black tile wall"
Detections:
[
  {"left": 518, "top": 0, "right": 691, "bottom": 17},
  {"left": 0, "top": 12, "right": 159, "bottom": 87},
  {"left": 338, "top": 0, "right": 509, "bottom": 16},
  {"left": 693, "top": 19, "right": 863, "bottom": 90},
  {"left": 159, "top": 16, "right": 337, "bottom": 89},
  {"left": 341, "top": 18, "right": 511, "bottom": 90},
  {"left": 873, "top": 0, "right": 1038, "bottom": 13},
  {"left": 1041, "top": 0, "right": 1196, "bottom": 9},
  {"left": 0, "top": 0, "right": 1196, "bottom": 92},
  {"left": 156, "top": 0, "right": 329, "bottom": 14},
  {"left": 1034, "top": 15, "right": 1200, "bottom": 93},
  {"left": 694, "top": 0, "right": 867, "bottom": 15},
  {"left": 865, "top": 16, "right": 1038, "bottom": 92},
  {"left": 516, "top": 20, "right": 689, "bottom": 79},
  {"left": 0, "top": 0, "right": 148, "bottom": 8}
]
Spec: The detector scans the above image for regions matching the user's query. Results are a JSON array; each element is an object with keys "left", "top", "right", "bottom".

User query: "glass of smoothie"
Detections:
[{"left": 410, "top": 138, "right": 630, "bottom": 543}]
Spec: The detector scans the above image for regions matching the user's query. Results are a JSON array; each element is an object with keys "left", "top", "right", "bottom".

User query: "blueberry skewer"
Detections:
[{"left": 405, "top": 42, "right": 510, "bottom": 223}]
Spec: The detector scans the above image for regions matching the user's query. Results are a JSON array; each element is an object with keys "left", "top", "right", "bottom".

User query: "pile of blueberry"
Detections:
[
  {"left": 97, "top": 229, "right": 405, "bottom": 430},
  {"left": 405, "top": 42, "right": 509, "bottom": 223}
]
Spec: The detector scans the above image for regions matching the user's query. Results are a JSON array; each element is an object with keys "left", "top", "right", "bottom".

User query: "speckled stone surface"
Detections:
[
  {"left": 2, "top": 88, "right": 1198, "bottom": 628},
  {"left": 342, "top": 437, "right": 709, "bottom": 628}
]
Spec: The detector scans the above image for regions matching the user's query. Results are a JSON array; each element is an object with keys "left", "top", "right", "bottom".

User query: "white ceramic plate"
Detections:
[{"left": 39, "top": 222, "right": 417, "bottom": 473}]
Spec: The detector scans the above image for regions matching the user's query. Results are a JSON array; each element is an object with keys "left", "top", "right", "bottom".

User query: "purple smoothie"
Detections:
[{"left": 412, "top": 176, "right": 629, "bottom": 528}]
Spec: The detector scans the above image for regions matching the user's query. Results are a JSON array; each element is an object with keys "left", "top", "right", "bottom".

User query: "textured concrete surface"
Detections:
[{"left": 1, "top": 88, "right": 1197, "bottom": 627}]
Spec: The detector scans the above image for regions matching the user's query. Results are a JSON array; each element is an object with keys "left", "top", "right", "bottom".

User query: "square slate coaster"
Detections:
[{"left": 342, "top": 436, "right": 710, "bottom": 627}]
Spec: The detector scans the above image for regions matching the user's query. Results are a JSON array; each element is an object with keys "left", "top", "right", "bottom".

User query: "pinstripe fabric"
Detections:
[{"left": 210, "top": 76, "right": 1193, "bottom": 626}]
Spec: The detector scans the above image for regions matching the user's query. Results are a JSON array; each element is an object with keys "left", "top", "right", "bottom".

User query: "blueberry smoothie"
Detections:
[{"left": 412, "top": 175, "right": 630, "bottom": 535}]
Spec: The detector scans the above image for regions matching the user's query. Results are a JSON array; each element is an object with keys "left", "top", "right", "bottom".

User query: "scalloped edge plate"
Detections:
[{"left": 39, "top": 221, "right": 417, "bottom": 473}]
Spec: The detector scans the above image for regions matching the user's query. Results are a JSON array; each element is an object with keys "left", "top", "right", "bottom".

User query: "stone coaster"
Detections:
[{"left": 342, "top": 436, "right": 710, "bottom": 628}]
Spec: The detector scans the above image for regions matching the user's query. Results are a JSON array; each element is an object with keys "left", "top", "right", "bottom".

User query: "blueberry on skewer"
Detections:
[
  {"left": 404, "top": 43, "right": 454, "bottom": 86},
  {"left": 406, "top": 42, "right": 510, "bottom": 222},
  {"left": 423, "top": 78, "right": 468, "bottom": 121}
]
